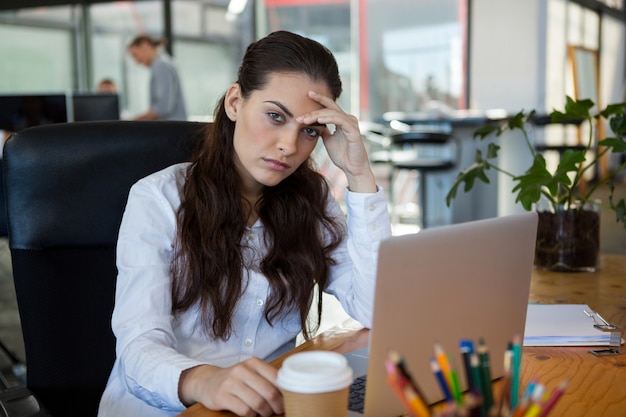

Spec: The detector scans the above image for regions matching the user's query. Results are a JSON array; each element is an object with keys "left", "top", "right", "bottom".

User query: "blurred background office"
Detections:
[
  {"left": 0, "top": 0, "right": 624, "bottom": 389},
  {"left": 0, "top": 0, "right": 624, "bottom": 224},
  {"left": 0, "top": 0, "right": 622, "bottom": 122}
]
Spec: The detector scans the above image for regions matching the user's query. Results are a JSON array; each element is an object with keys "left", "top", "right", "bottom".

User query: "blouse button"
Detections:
[
  {"left": 256, "top": 299, "right": 264, "bottom": 306},
  {"left": 244, "top": 338, "right": 253, "bottom": 346},
  {"left": 369, "top": 204, "right": 376, "bottom": 212}
]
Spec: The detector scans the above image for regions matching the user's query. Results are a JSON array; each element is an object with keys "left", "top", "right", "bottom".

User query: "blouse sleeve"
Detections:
[
  {"left": 324, "top": 186, "right": 392, "bottom": 328},
  {"left": 111, "top": 175, "right": 203, "bottom": 412}
]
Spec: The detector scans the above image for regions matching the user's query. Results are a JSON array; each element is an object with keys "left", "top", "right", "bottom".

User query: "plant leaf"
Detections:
[
  {"left": 608, "top": 182, "right": 626, "bottom": 228},
  {"left": 473, "top": 124, "right": 501, "bottom": 140},
  {"left": 598, "top": 137, "right": 626, "bottom": 153},
  {"left": 608, "top": 113, "right": 626, "bottom": 136},
  {"left": 552, "top": 149, "right": 586, "bottom": 184},
  {"left": 512, "top": 155, "right": 556, "bottom": 210},
  {"left": 445, "top": 152, "right": 492, "bottom": 206},
  {"left": 486, "top": 142, "right": 500, "bottom": 159},
  {"left": 550, "top": 96, "right": 593, "bottom": 123},
  {"left": 599, "top": 102, "right": 626, "bottom": 118},
  {"left": 564, "top": 96, "right": 594, "bottom": 118},
  {"left": 507, "top": 111, "right": 527, "bottom": 130}
]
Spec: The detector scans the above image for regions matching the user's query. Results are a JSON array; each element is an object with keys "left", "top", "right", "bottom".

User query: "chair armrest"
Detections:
[{"left": 0, "top": 385, "right": 50, "bottom": 417}]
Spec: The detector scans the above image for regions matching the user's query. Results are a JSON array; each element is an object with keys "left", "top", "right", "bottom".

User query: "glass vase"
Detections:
[{"left": 534, "top": 199, "right": 600, "bottom": 272}]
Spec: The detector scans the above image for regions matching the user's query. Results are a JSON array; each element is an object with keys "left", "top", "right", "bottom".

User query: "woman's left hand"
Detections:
[{"left": 297, "top": 91, "right": 377, "bottom": 193}]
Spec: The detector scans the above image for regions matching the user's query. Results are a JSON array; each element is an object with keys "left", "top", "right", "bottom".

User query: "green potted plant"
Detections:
[{"left": 446, "top": 96, "right": 626, "bottom": 271}]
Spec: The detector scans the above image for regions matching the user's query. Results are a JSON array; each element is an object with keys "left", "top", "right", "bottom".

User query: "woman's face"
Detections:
[{"left": 225, "top": 72, "right": 332, "bottom": 197}]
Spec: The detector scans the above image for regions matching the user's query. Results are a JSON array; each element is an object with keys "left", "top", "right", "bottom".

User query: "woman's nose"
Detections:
[{"left": 276, "top": 130, "right": 298, "bottom": 155}]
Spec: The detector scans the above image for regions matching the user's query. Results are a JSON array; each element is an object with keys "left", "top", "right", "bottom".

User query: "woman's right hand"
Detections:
[{"left": 179, "top": 358, "right": 284, "bottom": 417}]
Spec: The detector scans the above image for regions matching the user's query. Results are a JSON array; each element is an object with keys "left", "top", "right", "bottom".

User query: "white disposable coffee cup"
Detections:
[{"left": 277, "top": 351, "right": 354, "bottom": 417}]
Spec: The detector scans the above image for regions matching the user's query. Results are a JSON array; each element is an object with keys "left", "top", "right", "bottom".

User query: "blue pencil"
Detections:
[{"left": 430, "top": 357, "right": 453, "bottom": 402}]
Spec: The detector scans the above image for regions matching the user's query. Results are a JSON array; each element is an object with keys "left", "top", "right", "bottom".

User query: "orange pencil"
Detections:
[
  {"left": 385, "top": 359, "right": 429, "bottom": 417},
  {"left": 434, "top": 343, "right": 454, "bottom": 392}
]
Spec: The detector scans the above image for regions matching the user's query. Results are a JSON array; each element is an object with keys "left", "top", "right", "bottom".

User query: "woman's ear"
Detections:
[{"left": 224, "top": 83, "right": 241, "bottom": 122}]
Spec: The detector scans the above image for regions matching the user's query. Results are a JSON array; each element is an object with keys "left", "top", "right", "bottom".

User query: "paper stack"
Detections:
[{"left": 523, "top": 304, "right": 617, "bottom": 346}]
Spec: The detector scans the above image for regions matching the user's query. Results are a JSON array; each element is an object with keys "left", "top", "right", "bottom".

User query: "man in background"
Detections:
[{"left": 127, "top": 34, "right": 187, "bottom": 121}]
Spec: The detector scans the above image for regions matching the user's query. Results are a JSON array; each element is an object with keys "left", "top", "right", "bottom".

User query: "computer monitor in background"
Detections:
[
  {"left": 0, "top": 94, "right": 68, "bottom": 131},
  {"left": 71, "top": 93, "right": 120, "bottom": 122}
]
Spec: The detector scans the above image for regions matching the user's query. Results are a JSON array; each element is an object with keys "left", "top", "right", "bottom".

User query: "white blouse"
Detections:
[{"left": 97, "top": 162, "right": 391, "bottom": 417}]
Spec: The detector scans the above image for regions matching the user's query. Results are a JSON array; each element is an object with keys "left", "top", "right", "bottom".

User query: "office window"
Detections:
[
  {"left": 257, "top": 0, "right": 469, "bottom": 120},
  {"left": 87, "top": 1, "right": 245, "bottom": 119},
  {"left": 365, "top": 0, "right": 468, "bottom": 120},
  {"left": 0, "top": 23, "right": 73, "bottom": 93},
  {"left": 544, "top": 0, "right": 625, "bottom": 172},
  {"left": 172, "top": 1, "right": 241, "bottom": 118},
  {"left": 175, "top": 40, "right": 237, "bottom": 119},
  {"left": 260, "top": 0, "right": 354, "bottom": 114},
  {"left": 0, "top": 5, "right": 72, "bottom": 22},
  {"left": 173, "top": 1, "right": 237, "bottom": 37},
  {"left": 91, "top": 1, "right": 163, "bottom": 34}
]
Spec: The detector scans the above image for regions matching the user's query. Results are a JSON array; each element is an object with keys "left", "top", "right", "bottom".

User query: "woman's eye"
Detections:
[
  {"left": 268, "top": 112, "right": 284, "bottom": 123},
  {"left": 302, "top": 127, "right": 320, "bottom": 139}
]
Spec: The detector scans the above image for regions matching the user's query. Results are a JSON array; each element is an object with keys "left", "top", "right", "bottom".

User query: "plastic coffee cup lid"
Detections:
[{"left": 276, "top": 351, "right": 354, "bottom": 394}]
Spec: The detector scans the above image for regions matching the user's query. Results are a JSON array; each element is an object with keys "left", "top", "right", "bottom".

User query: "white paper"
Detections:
[{"left": 523, "top": 304, "right": 613, "bottom": 346}]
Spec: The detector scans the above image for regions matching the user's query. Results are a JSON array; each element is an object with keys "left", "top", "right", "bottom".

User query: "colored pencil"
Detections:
[
  {"left": 514, "top": 383, "right": 544, "bottom": 417},
  {"left": 389, "top": 350, "right": 427, "bottom": 400},
  {"left": 537, "top": 380, "right": 568, "bottom": 417},
  {"left": 510, "top": 334, "right": 522, "bottom": 409},
  {"left": 403, "top": 383, "right": 431, "bottom": 417},
  {"left": 385, "top": 360, "right": 419, "bottom": 416},
  {"left": 431, "top": 357, "right": 454, "bottom": 402},
  {"left": 449, "top": 364, "right": 463, "bottom": 405},
  {"left": 477, "top": 339, "right": 494, "bottom": 411},
  {"left": 434, "top": 343, "right": 454, "bottom": 392},
  {"left": 495, "top": 343, "right": 513, "bottom": 414},
  {"left": 460, "top": 339, "right": 476, "bottom": 393}
]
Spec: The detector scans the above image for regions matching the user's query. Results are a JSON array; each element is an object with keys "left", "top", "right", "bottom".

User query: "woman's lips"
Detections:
[{"left": 263, "top": 158, "right": 290, "bottom": 172}]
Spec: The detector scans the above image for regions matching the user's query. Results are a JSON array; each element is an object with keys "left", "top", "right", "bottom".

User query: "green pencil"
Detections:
[{"left": 477, "top": 339, "right": 494, "bottom": 410}]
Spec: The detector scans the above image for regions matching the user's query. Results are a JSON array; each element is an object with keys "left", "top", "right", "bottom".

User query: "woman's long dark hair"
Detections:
[{"left": 171, "top": 31, "right": 346, "bottom": 341}]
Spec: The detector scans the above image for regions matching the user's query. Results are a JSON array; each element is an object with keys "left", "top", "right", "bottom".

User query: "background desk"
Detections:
[{"left": 177, "top": 253, "right": 626, "bottom": 417}]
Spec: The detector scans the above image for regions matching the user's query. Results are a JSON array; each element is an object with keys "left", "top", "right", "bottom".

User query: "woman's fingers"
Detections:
[
  {"left": 298, "top": 91, "right": 359, "bottom": 138},
  {"left": 296, "top": 90, "right": 376, "bottom": 191},
  {"left": 211, "top": 359, "right": 283, "bottom": 417}
]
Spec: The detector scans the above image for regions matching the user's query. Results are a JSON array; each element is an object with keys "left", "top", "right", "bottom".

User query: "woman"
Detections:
[
  {"left": 98, "top": 31, "right": 391, "bottom": 417},
  {"left": 127, "top": 34, "right": 187, "bottom": 121}
]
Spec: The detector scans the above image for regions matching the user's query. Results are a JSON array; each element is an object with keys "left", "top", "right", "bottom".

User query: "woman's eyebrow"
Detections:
[
  {"left": 265, "top": 100, "right": 326, "bottom": 128},
  {"left": 265, "top": 100, "right": 293, "bottom": 118}
]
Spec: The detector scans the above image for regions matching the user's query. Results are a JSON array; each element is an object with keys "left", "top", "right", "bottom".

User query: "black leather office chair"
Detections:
[{"left": 0, "top": 120, "right": 207, "bottom": 417}]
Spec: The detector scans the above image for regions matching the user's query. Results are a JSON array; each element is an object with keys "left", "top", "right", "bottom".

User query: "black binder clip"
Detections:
[{"left": 584, "top": 310, "right": 622, "bottom": 357}]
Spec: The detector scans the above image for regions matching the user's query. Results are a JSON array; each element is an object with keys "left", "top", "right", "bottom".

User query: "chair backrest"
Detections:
[{"left": 2, "top": 120, "right": 208, "bottom": 417}]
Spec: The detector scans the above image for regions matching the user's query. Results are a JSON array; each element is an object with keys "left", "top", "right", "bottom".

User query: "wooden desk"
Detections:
[
  {"left": 521, "top": 253, "right": 626, "bottom": 417},
  {"left": 178, "top": 254, "right": 626, "bottom": 417}
]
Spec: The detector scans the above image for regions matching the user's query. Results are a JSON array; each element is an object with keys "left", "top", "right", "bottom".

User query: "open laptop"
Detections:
[{"left": 346, "top": 212, "right": 538, "bottom": 417}]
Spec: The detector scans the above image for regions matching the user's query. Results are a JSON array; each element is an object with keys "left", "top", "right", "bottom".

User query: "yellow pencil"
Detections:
[{"left": 403, "top": 384, "right": 431, "bottom": 417}]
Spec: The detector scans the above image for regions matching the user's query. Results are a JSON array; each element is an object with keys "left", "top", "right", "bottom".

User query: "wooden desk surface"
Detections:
[
  {"left": 521, "top": 253, "right": 626, "bottom": 417},
  {"left": 178, "top": 253, "right": 626, "bottom": 417}
]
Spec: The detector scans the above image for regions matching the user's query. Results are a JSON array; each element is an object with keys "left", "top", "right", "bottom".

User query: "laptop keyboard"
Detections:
[{"left": 348, "top": 375, "right": 367, "bottom": 413}]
